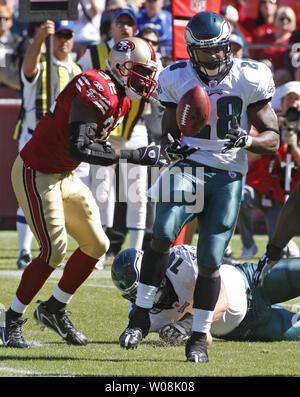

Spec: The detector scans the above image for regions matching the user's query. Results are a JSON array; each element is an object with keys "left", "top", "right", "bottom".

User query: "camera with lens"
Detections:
[{"left": 282, "top": 107, "right": 300, "bottom": 132}]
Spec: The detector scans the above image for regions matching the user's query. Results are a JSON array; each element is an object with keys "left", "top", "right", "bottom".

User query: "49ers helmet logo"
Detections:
[{"left": 115, "top": 39, "right": 135, "bottom": 52}]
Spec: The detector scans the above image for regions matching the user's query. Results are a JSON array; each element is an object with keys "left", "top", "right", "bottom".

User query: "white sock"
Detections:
[
  {"left": 10, "top": 295, "right": 28, "bottom": 314},
  {"left": 192, "top": 308, "right": 214, "bottom": 333},
  {"left": 129, "top": 229, "right": 145, "bottom": 250},
  {"left": 17, "top": 220, "right": 33, "bottom": 254},
  {"left": 135, "top": 282, "right": 157, "bottom": 309},
  {"left": 53, "top": 286, "right": 73, "bottom": 304}
]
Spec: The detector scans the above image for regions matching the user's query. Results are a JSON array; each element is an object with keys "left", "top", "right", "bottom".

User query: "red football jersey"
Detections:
[{"left": 20, "top": 69, "right": 131, "bottom": 173}]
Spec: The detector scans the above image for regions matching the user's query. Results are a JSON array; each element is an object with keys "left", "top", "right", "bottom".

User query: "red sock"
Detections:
[
  {"left": 58, "top": 248, "right": 98, "bottom": 295},
  {"left": 16, "top": 257, "right": 54, "bottom": 305}
]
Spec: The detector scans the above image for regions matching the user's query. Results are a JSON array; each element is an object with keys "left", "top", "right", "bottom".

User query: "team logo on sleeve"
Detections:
[
  {"left": 82, "top": 85, "right": 100, "bottom": 100},
  {"left": 93, "top": 81, "right": 104, "bottom": 92},
  {"left": 115, "top": 40, "right": 135, "bottom": 52}
]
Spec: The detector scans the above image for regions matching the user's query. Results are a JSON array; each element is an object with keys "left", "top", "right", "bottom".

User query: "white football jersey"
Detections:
[
  {"left": 148, "top": 245, "right": 248, "bottom": 336},
  {"left": 157, "top": 58, "right": 275, "bottom": 175}
]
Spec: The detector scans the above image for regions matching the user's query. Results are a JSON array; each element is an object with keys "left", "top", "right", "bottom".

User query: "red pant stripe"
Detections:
[{"left": 22, "top": 165, "right": 52, "bottom": 263}]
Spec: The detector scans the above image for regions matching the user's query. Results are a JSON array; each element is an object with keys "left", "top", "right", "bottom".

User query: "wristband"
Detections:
[
  {"left": 120, "top": 149, "right": 140, "bottom": 163},
  {"left": 244, "top": 135, "right": 253, "bottom": 149}
]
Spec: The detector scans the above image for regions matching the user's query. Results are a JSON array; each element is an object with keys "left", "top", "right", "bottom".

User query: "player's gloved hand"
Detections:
[
  {"left": 253, "top": 244, "right": 282, "bottom": 288},
  {"left": 163, "top": 134, "right": 200, "bottom": 162},
  {"left": 120, "top": 144, "right": 166, "bottom": 166},
  {"left": 222, "top": 116, "right": 252, "bottom": 153},
  {"left": 159, "top": 322, "right": 192, "bottom": 345},
  {"left": 159, "top": 312, "right": 193, "bottom": 345}
]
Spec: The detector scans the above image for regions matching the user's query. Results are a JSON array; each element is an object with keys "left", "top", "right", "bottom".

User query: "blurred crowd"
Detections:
[{"left": 2, "top": 0, "right": 300, "bottom": 267}]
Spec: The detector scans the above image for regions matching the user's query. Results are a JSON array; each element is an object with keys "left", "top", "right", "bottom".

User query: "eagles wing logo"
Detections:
[{"left": 115, "top": 39, "right": 135, "bottom": 52}]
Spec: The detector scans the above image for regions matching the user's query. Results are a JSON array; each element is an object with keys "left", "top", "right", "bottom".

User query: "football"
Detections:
[{"left": 176, "top": 86, "right": 211, "bottom": 137}]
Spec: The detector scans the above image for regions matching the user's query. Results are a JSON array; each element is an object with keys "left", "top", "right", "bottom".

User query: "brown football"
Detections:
[{"left": 176, "top": 86, "right": 211, "bottom": 137}]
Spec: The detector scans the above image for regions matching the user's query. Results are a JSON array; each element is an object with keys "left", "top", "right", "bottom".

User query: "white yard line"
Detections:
[{"left": 0, "top": 366, "right": 73, "bottom": 377}]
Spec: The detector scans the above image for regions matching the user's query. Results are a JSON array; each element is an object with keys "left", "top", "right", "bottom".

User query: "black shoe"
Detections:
[
  {"left": 119, "top": 306, "right": 150, "bottom": 349},
  {"left": 33, "top": 301, "right": 87, "bottom": 345},
  {"left": 185, "top": 332, "right": 208, "bottom": 363},
  {"left": 17, "top": 249, "right": 32, "bottom": 270},
  {"left": 0, "top": 313, "right": 30, "bottom": 348},
  {"left": 119, "top": 327, "right": 143, "bottom": 349}
]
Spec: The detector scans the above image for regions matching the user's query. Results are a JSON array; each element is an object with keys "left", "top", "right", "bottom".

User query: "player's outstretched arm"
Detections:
[{"left": 68, "top": 96, "right": 164, "bottom": 167}]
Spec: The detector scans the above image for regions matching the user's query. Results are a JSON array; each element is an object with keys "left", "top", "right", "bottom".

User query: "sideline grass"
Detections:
[{"left": 1, "top": 231, "right": 300, "bottom": 378}]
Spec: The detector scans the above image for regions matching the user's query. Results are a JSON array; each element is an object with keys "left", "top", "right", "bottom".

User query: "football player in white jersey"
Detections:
[
  {"left": 118, "top": 11, "right": 280, "bottom": 363},
  {"left": 113, "top": 246, "right": 300, "bottom": 345}
]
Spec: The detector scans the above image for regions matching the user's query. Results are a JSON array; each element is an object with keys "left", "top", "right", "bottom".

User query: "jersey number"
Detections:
[
  {"left": 169, "top": 251, "right": 183, "bottom": 274},
  {"left": 194, "top": 96, "right": 243, "bottom": 139}
]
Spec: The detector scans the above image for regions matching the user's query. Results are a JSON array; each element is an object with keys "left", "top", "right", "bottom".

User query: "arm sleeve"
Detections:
[{"left": 68, "top": 121, "right": 117, "bottom": 166}]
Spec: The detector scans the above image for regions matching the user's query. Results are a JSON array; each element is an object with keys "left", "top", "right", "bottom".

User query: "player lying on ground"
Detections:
[{"left": 112, "top": 245, "right": 300, "bottom": 344}]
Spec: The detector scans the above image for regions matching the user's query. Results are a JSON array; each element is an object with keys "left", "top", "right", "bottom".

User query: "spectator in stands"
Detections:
[
  {"left": 73, "top": 0, "right": 106, "bottom": 46},
  {"left": 100, "top": 0, "right": 128, "bottom": 41},
  {"left": 236, "top": 0, "right": 277, "bottom": 43},
  {"left": 220, "top": 5, "right": 249, "bottom": 58},
  {"left": 253, "top": 6, "right": 296, "bottom": 83},
  {"left": 0, "top": 3, "right": 22, "bottom": 91},
  {"left": 229, "top": 33, "right": 244, "bottom": 59},
  {"left": 137, "top": 0, "right": 172, "bottom": 57},
  {"left": 283, "top": 27, "right": 300, "bottom": 81},
  {"left": 237, "top": 81, "right": 300, "bottom": 260},
  {"left": 13, "top": 20, "right": 83, "bottom": 270}
]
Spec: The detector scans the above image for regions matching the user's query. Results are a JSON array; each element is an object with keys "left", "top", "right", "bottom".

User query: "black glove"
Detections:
[
  {"left": 252, "top": 244, "right": 282, "bottom": 288},
  {"left": 120, "top": 144, "right": 166, "bottom": 166},
  {"left": 222, "top": 116, "right": 252, "bottom": 153},
  {"left": 163, "top": 134, "right": 200, "bottom": 162},
  {"left": 159, "top": 313, "right": 193, "bottom": 346}
]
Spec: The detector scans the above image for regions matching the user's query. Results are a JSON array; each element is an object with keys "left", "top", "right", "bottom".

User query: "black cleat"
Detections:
[
  {"left": 0, "top": 313, "right": 30, "bottom": 348},
  {"left": 33, "top": 301, "right": 87, "bottom": 346},
  {"left": 119, "top": 327, "right": 143, "bottom": 349},
  {"left": 185, "top": 332, "right": 209, "bottom": 363}
]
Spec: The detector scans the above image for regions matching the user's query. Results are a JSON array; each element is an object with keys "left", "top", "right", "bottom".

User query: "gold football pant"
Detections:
[{"left": 11, "top": 155, "right": 109, "bottom": 268}]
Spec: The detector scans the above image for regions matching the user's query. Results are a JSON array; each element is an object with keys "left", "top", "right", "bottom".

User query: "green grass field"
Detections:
[{"left": 1, "top": 231, "right": 300, "bottom": 378}]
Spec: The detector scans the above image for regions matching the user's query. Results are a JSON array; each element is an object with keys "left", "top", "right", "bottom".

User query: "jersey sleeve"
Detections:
[
  {"left": 74, "top": 70, "right": 113, "bottom": 117},
  {"left": 246, "top": 61, "right": 275, "bottom": 106},
  {"left": 156, "top": 62, "right": 185, "bottom": 106}
]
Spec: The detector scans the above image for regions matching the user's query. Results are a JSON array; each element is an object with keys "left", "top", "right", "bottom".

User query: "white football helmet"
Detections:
[{"left": 107, "top": 36, "right": 158, "bottom": 100}]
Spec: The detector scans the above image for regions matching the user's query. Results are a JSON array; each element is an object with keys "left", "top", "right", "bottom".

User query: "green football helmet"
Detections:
[
  {"left": 184, "top": 11, "right": 233, "bottom": 83},
  {"left": 111, "top": 248, "right": 178, "bottom": 310},
  {"left": 111, "top": 248, "right": 143, "bottom": 302}
]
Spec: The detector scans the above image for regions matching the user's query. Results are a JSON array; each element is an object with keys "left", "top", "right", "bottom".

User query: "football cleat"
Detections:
[
  {"left": 119, "top": 327, "right": 143, "bottom": 349},
  {"left": 33, "top": 301, "right": 87, "bottom": 346},
  {"left": 185, "top": 332, "right": 208, "bottom": 363},
  {"left": 0, "top": 313, "right": 30, "bottom": 348}
]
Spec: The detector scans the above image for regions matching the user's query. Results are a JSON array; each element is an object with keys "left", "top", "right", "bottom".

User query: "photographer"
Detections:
[{"left": 237, "top": 81, "right": 300, "bottom": 260}]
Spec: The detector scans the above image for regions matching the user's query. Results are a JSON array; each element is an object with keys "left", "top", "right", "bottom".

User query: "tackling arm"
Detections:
[
  {"left": 68, "top": 96, "right": 164, "bottom": 167},
  {"left": 68, "top": 96, "right": 117, "bottom": 166}
]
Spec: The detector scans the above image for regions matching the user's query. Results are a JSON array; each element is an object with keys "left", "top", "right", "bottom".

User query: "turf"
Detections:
[{"left": 1, "top": 231, "right": 300, "bottom": 378}]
